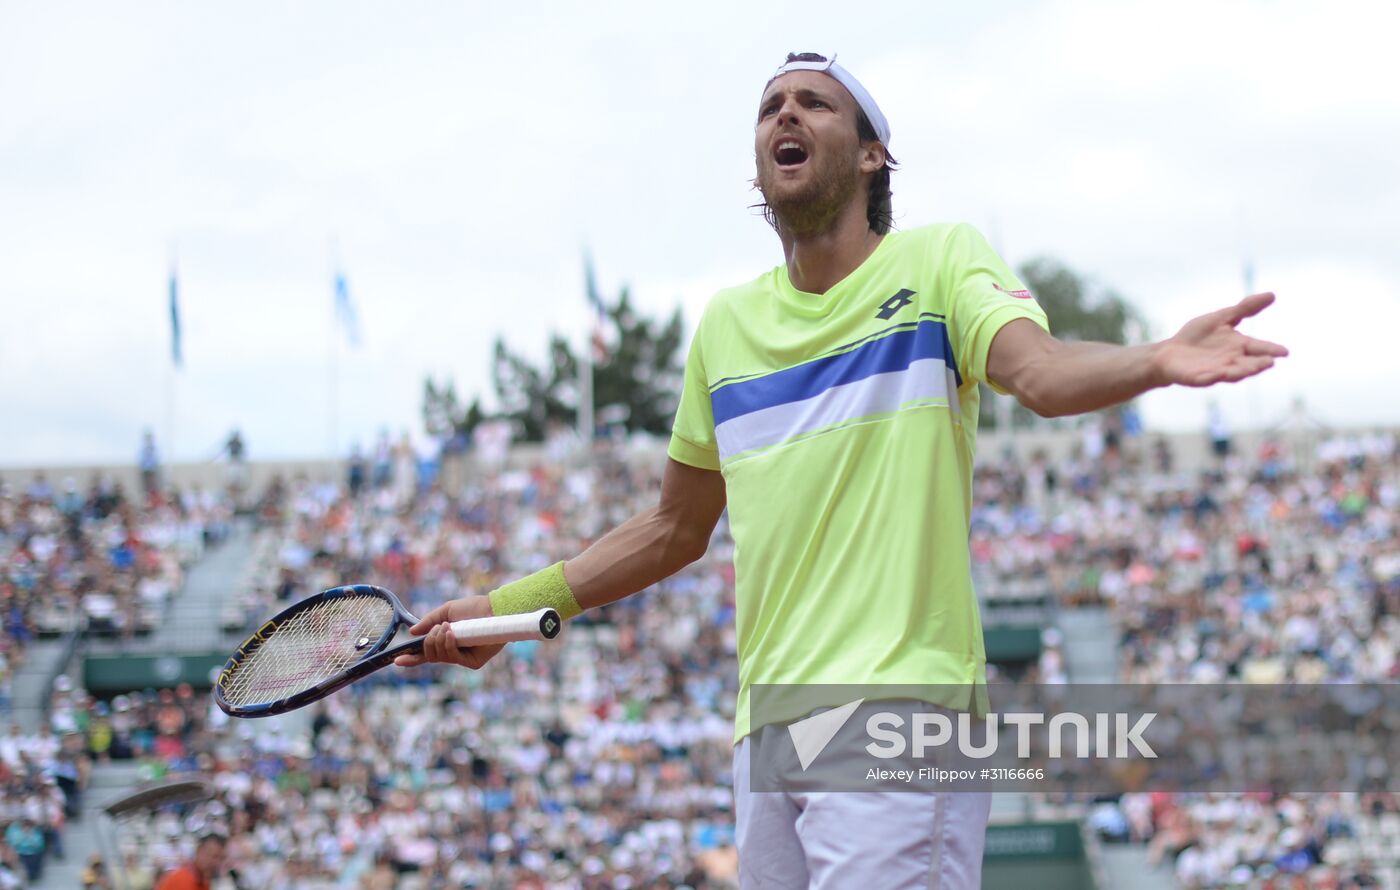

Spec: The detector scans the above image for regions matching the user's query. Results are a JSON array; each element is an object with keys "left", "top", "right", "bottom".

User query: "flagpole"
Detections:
[
  {"left": 167, "top": 246, "right": 179, "bottom": 477},
  {"left": 329, "top": 237, "right": 339, "bottom": 460},
  {"left": 579, "top": 346, "right": 594, "bottom": 448},
  {"left": 579, "top": 254, "right": 600, "bottom": 454},
  {"left": 1239, "top": 205, "right": 1260, "bottom": 432},
  {"left": 169, "top": 366, "right": 176, "bottom": 469},
  {"left": 166, "top": 365, "right": 176, "bottom": 483},
  {"left": 330, "top": 306, "right": 338, "bottom": 459}
]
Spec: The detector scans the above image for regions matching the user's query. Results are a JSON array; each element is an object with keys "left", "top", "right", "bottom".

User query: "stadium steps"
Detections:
[
  {"left": 11, "top": 521, "right": 257, "bottom": 732},
  {"left": 85, "top": 517, "right": 257, "bottom": 661},
  {"left": 7, "top": 638, "right": 78, "bottom": 733},
  {"left": 1058, "top": 609, "right": 1175, "bottom": 890},
  {"left": 33, "top": 761, "right": 149, "bottom": 888},
  {"left": 1098, "top": 843, "right": 1178, "bottom": 890},
  {"left": 28, "top": 525, "right": 261, "bottom": 886},
  {"left": 1058, "top": 606, "right": 1118, "bottom": 683},
  {"left": 148, "top": 517, "right": 256, "bottom": 655},
  {"left": 989, "top": 790, "right": 1035, "bottom": 822}
]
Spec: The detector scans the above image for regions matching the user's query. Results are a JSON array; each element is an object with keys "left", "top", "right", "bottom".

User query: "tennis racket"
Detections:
[{"left": 215, "top": 584, "right": 560, "bottom": 717}]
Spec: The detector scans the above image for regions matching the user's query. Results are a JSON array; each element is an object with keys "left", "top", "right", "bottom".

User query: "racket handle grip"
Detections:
[{"left": 448, "top": 608, "right": 562, "bottom": 646}]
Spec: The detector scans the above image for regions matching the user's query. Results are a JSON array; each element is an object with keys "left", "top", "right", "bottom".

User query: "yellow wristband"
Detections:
[{"left": 488, "top": 561, "right": 583, "bottom": 621}]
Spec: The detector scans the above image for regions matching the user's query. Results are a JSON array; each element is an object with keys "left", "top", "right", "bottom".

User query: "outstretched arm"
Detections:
[
  {"left": 987, "top": 292, "right": 1288, "bottom": 418},
  {"left": 396, "top": 458, "right": 726, "bottom": 668},
  {"left": 564, "top": 458, "right": 727, "bottom": 609}
]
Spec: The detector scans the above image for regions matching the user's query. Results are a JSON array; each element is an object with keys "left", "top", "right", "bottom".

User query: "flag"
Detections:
[
  {"left": 169, "top": 267, "right": 182, "bottom": 368},
  {"left": 584, "top": 256, "right": 607, "bottom": 361},
  {"left": 334, "top": 271, "right": 360, "bottom": 347}
]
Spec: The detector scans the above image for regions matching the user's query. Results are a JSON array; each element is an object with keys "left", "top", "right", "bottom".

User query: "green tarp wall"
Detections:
[
  {"left": 84, "top": 652, "right": 228, "bottom": 693},
  {"left": 983, "top": 821, "right": 1098, "bottom": 890}
]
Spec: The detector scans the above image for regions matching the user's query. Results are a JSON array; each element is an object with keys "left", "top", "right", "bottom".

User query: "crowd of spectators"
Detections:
[
  {"left": 0, "top": 469, "right": 235, "bottom": 885},
  {"left": 5, "top": 424, "right": 1399, "bottom": 888},
  {"left": 0, "top": 710, "right": 88, "bottom": 886},
  {"left": 1086, "top": 790, "right": 1400, "bottom": 889},
  {"left": 0, "top": 473, "right": 232, "bottom": 649},
  {"left": 969, "top": 428, "right": 1400, "bottom": 888},
  {"left": 970, "top": 429, "right": 1399, "bottom": 686},
  {"left": 104, "top": 439, "right": 739, "bottom": 888}
]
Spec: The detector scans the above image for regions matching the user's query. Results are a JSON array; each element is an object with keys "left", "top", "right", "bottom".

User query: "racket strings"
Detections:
[{"left": 221, "top": 594, "right": 395, "bottom": 707}]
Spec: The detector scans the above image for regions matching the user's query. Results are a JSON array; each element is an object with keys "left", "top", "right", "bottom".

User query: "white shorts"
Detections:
[{"left": 734, "top": 734, "right": 992, "bottom": 889}]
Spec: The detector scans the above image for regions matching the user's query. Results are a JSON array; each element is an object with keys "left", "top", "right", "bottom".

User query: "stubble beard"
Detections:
[{"left": 758, "top": 153, "right": 862, "bottom": 239}]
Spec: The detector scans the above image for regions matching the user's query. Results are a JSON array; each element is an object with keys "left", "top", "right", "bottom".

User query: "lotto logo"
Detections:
[{"left": 875, "top": 289, "right": 916, "bottom": 319}]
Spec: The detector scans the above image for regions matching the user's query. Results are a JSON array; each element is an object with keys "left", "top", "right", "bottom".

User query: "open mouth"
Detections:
[{"left": 774, "top": 140, "right": 809, "bottom": 168}]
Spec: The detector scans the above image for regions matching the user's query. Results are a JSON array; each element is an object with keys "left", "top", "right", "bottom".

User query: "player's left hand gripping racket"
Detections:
[{"left": 215, "top": 585, "right": 560, "bottom": 717}]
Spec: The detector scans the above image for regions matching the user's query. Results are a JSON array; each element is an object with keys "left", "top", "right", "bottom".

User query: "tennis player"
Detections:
[{"left": 403, "top": 52, "right": 1287, "bottom": 887}]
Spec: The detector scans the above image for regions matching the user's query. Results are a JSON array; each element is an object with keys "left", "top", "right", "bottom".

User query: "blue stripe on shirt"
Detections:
[{"left": 710, "top": 319, "right": 961, "bottom": 426}]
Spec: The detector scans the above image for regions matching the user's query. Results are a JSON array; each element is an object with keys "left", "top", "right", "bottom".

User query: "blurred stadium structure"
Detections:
[{"left": 0, "top": 421, "right": 1396, "bottom": 888}]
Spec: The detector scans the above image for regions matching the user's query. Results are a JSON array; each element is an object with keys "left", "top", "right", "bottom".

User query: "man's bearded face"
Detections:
[{"left": 755, "top": 70, "right": 867, "bottom": 236}]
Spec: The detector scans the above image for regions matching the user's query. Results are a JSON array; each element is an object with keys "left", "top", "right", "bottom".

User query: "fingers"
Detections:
[
  {"left": 400, "top": 595, "right": 503, "bottom": 669},
  {"left": 460, "top": 642, "right": 505, "bottom": 670},
  {"left": 1226, "top": 292, "right": 1275, "bottom": 325},
  {"left": 1242, "top": 336, "right": 1289, "bottom": 358},
  {"left": 410, "top": 595, "right": 492, "bottom": 634},
  {"left": 423, "top": 623, "right": 471, "bottom": 667},
  {"left": 401, "top": 624, "right": 505, "bottom": 670},
  {"left": 409, "top": 603, "right": 452, "bottom": 635},
  {"left": 1179, "top": 352, "right": 1278, "bottom": 387},
  {"left": 1217, "top": 355, "right": 1276, "bottom": 383}
]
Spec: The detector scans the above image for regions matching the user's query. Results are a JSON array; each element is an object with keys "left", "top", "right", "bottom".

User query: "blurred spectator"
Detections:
[
  {"left": 1208, "top": 402, "right": 1232, "bottom": 460},
  {"left": 347, "top": 445, "right": 367, "bottom": 499},
  {"left": 153, "top": 833, "right": 226, "bottom": 890},
  {"left": 371, "top": 430, "right": 392, "bottom": 490},
  {"left": 140, "top": 431, "right": 161, "bottom": 501},
  {"left": 220, "top": 429, "right": 248, "bottom": 508},
  {"left": 4, "top": 816, "right": 43, "bottom": 882},
  {"left": 81, "top": 852, "right": 114, "bottom": 889}
]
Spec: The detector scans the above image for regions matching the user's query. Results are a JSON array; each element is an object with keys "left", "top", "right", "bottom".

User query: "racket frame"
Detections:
[{"left": 215, "top": 584, "right": 558, "bottom": 718}]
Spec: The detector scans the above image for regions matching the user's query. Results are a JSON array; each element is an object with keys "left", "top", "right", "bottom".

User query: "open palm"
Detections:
[{"left": 1158, "top": 292, "right": 1288, "bottom": 387}]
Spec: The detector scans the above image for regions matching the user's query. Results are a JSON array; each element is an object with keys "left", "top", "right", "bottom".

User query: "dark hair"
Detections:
[
  {"left": 759, "top": 52, "right": 899, "bottom": 235},
  {"left": 855, "top": 109, "right": 897, "bottom": 235}
]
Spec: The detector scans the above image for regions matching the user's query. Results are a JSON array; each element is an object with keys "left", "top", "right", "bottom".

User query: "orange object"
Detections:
[{"left": 154, "top": 865, "right": 208, "bottom": 890}]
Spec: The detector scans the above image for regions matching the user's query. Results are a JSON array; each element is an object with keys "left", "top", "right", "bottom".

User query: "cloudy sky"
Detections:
[{"left": 2, "top": 0, "right": 1396, "bottom": 464}]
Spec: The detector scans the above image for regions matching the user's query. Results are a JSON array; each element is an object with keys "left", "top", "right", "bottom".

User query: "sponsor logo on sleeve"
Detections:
[{"left": 993, "top": 283, "right": 1034, "bottom": 300}]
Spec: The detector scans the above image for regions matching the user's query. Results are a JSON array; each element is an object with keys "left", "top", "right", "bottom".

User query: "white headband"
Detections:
[{"left": 767, "top": 55, "right": 890, "bottom": 146}]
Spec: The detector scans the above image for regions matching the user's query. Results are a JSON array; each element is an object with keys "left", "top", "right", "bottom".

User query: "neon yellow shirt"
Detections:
[{"left": 668, "top": 223, "right": 1050, "bottom": 740}]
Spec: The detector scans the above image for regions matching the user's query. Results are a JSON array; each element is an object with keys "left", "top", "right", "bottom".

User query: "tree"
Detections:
[
  {"left": 591, "top": 289, "right": 685, "bottom": 436},
  {"left": 422, "top": 377, "right": 485, "bottom": 443},
  {"left": 979, "top": 258, "right": 1147, "bottom": 429},
  {"left": 1017, "top": 258, "right": 1145, "bottom": 346},
  {"left": 491, "top": 333, "right": 580, "bottom": 442},
  {"left": 421, "top": 270, "right": 686, "bottom": 444}
]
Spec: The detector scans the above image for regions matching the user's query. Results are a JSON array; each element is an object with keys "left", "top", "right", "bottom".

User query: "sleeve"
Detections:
[
  {"left": 944, "top": 223, "right": 1051, "bottom": 395},
  {"left": 667, "top": 314, "right": 722, "bottom": 471}
]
